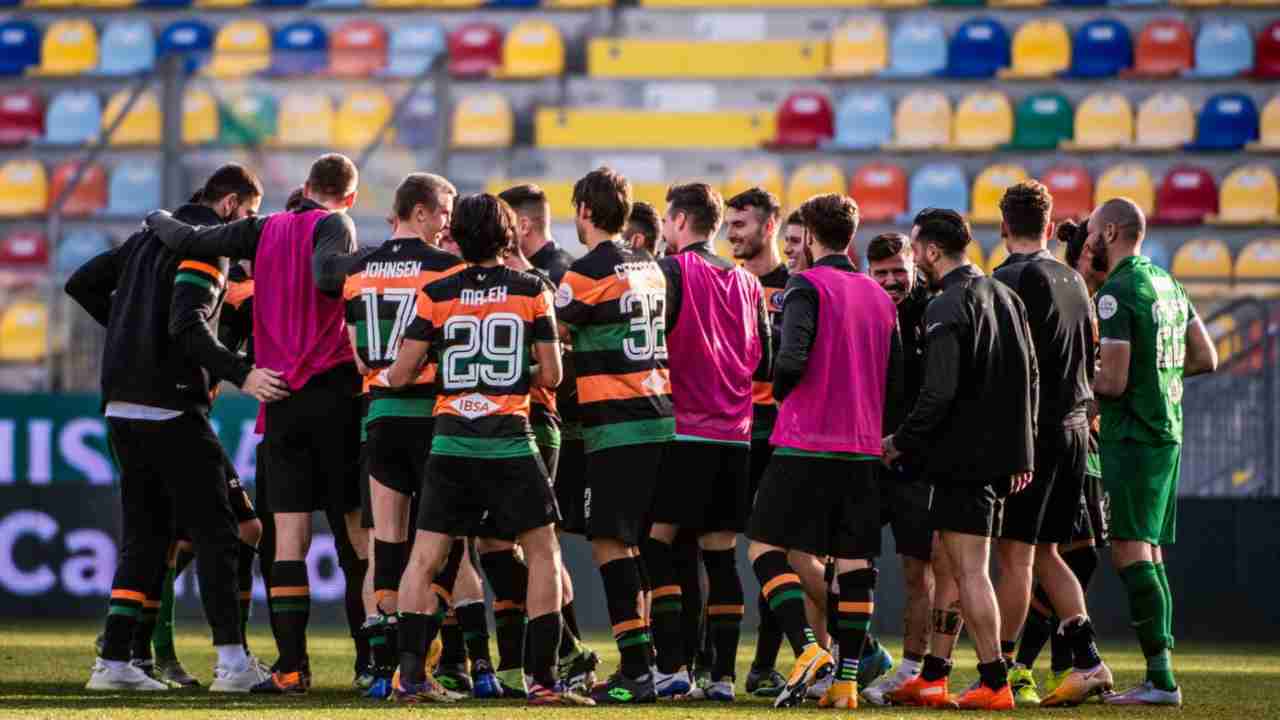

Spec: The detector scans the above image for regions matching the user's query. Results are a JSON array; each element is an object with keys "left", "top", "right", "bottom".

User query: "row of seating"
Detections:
[
  {"left": 7, "top": 0, "right": 604, "bottom": 8},
  {"left": 0, "top": 159, "right": 164, "bottom": 217},
  {"left": 640, "top": 0, "right": 1278, "bottom": 7},
  {"left": 0, "top": 295, "right": 46, "bottom": 363}
]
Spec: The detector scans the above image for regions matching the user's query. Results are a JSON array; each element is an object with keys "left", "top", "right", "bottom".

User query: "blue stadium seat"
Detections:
[
  {"left": 396, "top": 90, "right": 439, "bottom": 148},
  {"left": 385, "top": 23, "right": 446, "bottom": 78},
  {"left": 0, "top": 21, "right": 40, "bottom": 76},
  {"left": 1109, "top": 0, "right": 1162, "bottom": 6},
  {"left": 98, "top": 20, "right": 155, "bottom": 76},
  {"left": 907, "top": 163, "right": 969, "bottom": 219},
  {"left": 159, "top": 20, "right": 213, "bottom": 74},
  {"left": 1188, "top": 20, "right": 1253, "bottom": 78},
  {"left": 44, "top": 91, "right": 101, "bottom": 145},
  {"left": 488, "top": 0, "right": 539, "bottom": 6},
  {"left": 1142, "top": 237, "right": 1169, "bottom": 270},
  {"left": 1065, "top": 18, "right": 1132, "bottom": 78},
  {"left": 826, "top": 92, "right": 892, "bottom": 150},
  {"left": 55, "top": 229, "right": 109, "bottom": 275},
  {"left": 258, "top": 0, "right": 309, "bottom": 6},
  {"left": 1187, "top": 93, "right": 1260, "bottom": 151},
  {"left": 106, "top": 160, "right": 161, "bottom": 216},
  {"left": 1054, "top": 0, "right": 1107, "bottom": 6},
  {"left": 883, "top": 19, "right": 946, "bottom": 78},
  {"left": 272, "top": 21, "right": 328, "bottom": 76},
  {"left": 140, "top": 0, "right": 192, "bottom": 7},
  {"left": 945, "top": 17, "right": 1010, "bottom": 78},
  {"left": 312, "top": 0, "right": 363, "bottom": 7}
]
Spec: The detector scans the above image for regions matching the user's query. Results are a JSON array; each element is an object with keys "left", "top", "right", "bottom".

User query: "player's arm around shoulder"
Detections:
[{"left": 531, "top": 282, "right": 563, "bottom": 390}]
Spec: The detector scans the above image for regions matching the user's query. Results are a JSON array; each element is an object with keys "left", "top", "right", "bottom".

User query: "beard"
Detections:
[
  {"left": 730, "top": 234, "right": 763, "bottom": 260},
  {"left": 1090, "top": 238, "right": 1110, "bottom": 274}
]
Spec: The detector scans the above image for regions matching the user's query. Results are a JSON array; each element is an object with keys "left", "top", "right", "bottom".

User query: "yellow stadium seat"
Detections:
[
  {"left": 1235, "top": 238, "right": 1280, "bottom": 295},
  {"left": 829, "top": 19, "right": 887, "bottom": 77},
  {"left": 35, "top": 20, "right": 98, "bottom": 76},
  {"left": 786, "top": 162, "right": 846, "bottom": 210},
  {"left": 1094, "top": 164, "right": 1155, "bottom": 216},
  {"left": 103, "top": 90, "right": 161, "bottom": 146},
  {"left": 452, "top": 93, "right": 513, "bottom": 149},
  {"left": 633, "top": 181, "right": 675, "bottom": 215},
  {"left": 724, "top": 160, "right": 785, "bottom": 202},
  {"left": 198, "top": 0, "right": 250, "bottom": 6},
  {"left": 950, "top": 91, "right": 1014, "bottom": 150},
  {"left": 966, "top": 243, "right": 985, "bottom": 268},
  {"left": 1247, "top": 95, "right": 1280, "bottom": 152},
  {"left": 277, "top": 92, "right": 334, "bottom": 147},
  {"left": 369, "top": 0, "right": 424, "bottom": 7},
  {"left": 422, "top": 0, "right": 484, "bottom": 6},
  {"left": 588, "top": 39, "right": 827, "bottom": 78},
  {"left": 889, "top": 90, "right": 951, "bottom": 149},
  {"left": 535, "top": 107, "right": 774, "bottom": 150},
  {"left": 1208, "top": 165, "right": 1280, "bottom": 225},
  {"left": 496, "top": 20, "right": 564, "bottom": 79},
  {"left": 82, "top": 0, "right": 135, "bottom": 7},
  {"left": 183, "top": 89, "right": 217, "bottom": 145},
  {"left": 335, "top": 90, "right": 393, "bottom": 149},
  {"left": 986, "top": 243, "right": 1010, "bottom": 274},
  {"left": 208, "top": 21, "right": 271, "bottom": 78},
  {"left": 1000, "top": 20, "right": 1070, "bottom": 78},
  {"left": 1064, "top": 93, "right": 1133, "bottom": 150},
  {"left": 971, "top": 164, "right": 1030, "bottom": 225},
  {"left": 1134, "top": 92, "right": 1195, "bottom": 150},
  {"left": 1172, "top": 0, "right": 1222, "bottom": 6},
  {"left": 990, "top": 0, "right": 1046, "bottom": 7},
  {"left": 1172, "top": 237, "right": 1233, "bottom": 297},
  {"left": 0, "top": 299, "right": 48, "bottom": 362},
  {"left": 24, "top": 0, "right": 74, "bottom": 8},
  {"left": 0, "top": 160, "right": 48, "bottom": 217}
]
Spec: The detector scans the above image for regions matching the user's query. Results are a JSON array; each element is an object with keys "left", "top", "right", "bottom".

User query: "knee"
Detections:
[{"left": 903, "top": 560, "right": 931, "bottom": 595}]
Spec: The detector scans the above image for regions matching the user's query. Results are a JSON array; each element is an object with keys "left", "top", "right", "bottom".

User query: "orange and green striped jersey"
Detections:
[
  {"left": 527, "top": 268, "right": 561, "bottom": 449},
  {"left": 343, "top": 237, "right": 464, "bottom": 424},
  {"left": 752, "top": 264, "right": 790, "bottom": 440},
  {"left": 405, "top": 265, "right": 559, "bottom": 459},
  {"left": 555, "top": 241, "right": 674, "bottom": 453}
]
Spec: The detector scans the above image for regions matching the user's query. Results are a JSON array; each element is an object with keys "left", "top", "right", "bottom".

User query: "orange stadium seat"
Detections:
[
  {"left": 1040, "top": 164, "right": 1093, "bottom": 221},
  {"left": 971, "top": 164, "right": 1030, "bottom": 225},
  {"left": 496, "top": 20, "right": 564, "bottom": 78},
  {"left": 1134, "top": 92, "right": 1195, "bottom": 149},
  {"left": 829, "top": 19, "right": 888, "bottom": 77},
  {"left": 1153, "top": 165, "right": 1217, "bottom": 225},
  {"left": 0, "top": 160, "right": 47, "bottom": 217},
  {"left": 1209, "top": 165, "right": 1280, "bottom": 225},
  {"left": 1172, "top": 237, "right": 1233, "bottom": 296},
  {"left": 889, "top": 90, "right": 951, "bottom": 149},
  {"left": 850, "top": 162, "right": 907, "bottom": 223},
  {"left": 1001, "top": 19, "right": 1071, "bottom": 78},
  {"left": 277, "top": 92, "right": 334, "bottom": 147},
  {"left": 331, "top": 20, "right": 388, "bottom": 77},
  {"left": 182, "top": 89, "right": 218, "bottom": 145},
  {"left": 786, "top": 162, "right": 846, "bottom": 210},
  {"left": 208, "top": 20, "right": 271, "bottom": 78},
  {"left": 951, "top": 90, "right": 1014, "bottom": 149},
  {"left": 102, "top": 89, "right": 161, "bottom": 146},
  {"left": 1129, "top": 18, "right": 1194, "bottom": 77},
  {"left": 453, "top": 93, "right": 513, "bottom": 148},
  {"left": 724, "top": 160, "right": 785, "bottom": 203},
  {"left": 768, "top": 92, "right": 834, "bottom": 149},
  {"left": 335, "top": 89, "right": 393, "bottom": 148},
  {"left": 35, "top": 20, "right": 98, "bottom": 76},
  {"left": 1095, "top": 164, "right": 1155, "bottom": 216},
  {"left": 48, "top": 160, "right": 107, "bottom": 216}
]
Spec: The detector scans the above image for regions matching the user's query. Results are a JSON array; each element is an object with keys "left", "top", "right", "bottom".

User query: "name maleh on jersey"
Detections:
[
  {"left": 362, "top": 261, "right": 424, "bottom": 279},
  {"left": 461, "top": 286, "right": 510, "bottom": 306}
]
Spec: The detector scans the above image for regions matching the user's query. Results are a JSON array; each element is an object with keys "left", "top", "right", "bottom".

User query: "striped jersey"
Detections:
[
  {"left": 527, "top": 268, "right": 561, "bottom": 449},
  {"left": 404, "top": 265, "right": 558, "bottom": 458},
  {"left": 556, "top": 240, "right": 674, "bottom": 453},
  {"left": 751, "top": 264, "right": 789, "bottom": 440},
  {"left": 342, "top": 237, "right": 463, "bottom": 424}
]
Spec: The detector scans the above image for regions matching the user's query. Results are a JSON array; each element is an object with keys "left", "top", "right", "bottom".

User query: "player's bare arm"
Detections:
[
  {"left": 1183, "top": 316, "right": 1218, "bottom": 378},
  {"left": 1093, "top": 341, "right": 1130, "bottom": 398},
  {"left": 382, "top": 337, "right": 430, "bottom": 389}
]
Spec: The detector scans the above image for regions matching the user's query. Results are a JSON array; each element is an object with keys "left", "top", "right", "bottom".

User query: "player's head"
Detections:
[
  {"left": 866, "top": 232, "right": 915, "bottom": 304},
  {"left": 572, "top": 167, "right": 632, "bottom": 243},
  {"left": 393, "top": 173, "right": 456, "bottom": 246},
  {"left": 910, "top": 208, "right": 972, "bottom": 287},
  {"left": 1088, "top": 197, "right": 1145, "bottom": 275},
  {"left": 999, "top": 180, "right": 1055, "bottom": 248},
  {"left": 191, "top": 164, "right": 263, "bottom": 221},
  {"left": 624, "top": 201, "right": 661, "bottom": 256},
  {"left": 663, "top": 182, "right": 724, "bottom": 253},
  {"left": 799, "top": 193, "right": 860, "bottom": 262},
  {"left": 284, "top": 186, "right": 305, "bottom": 212},
  {"left": 782, "top": 209, "right": 810, "bottom": 272},
  {"left": 1058, "top": 218, "right": 1106, "bottom": 294},
  {"left": 450, "top": 193, "right": 517, "bottom": 265},
  {"left": 304, "top": 153, "right": 359, "bottom": 211},
  {"left": 499, "top": 183, "right": 552, "bottom": 249},
  {"left": 725, "top": 187, "right": 782, "bottom": 262}
]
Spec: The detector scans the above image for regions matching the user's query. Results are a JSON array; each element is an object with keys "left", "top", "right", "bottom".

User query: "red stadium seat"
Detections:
[
  {"left": 1153, "top": 165, "right": 1218, "bottom": 226},
  {"left": 850, "top": 162, "right": 907, "bottom": 223},
  {"left": 1129, "top": 19, "right": 1193, "bottom": 78},
  {"left": 448, "top": 23, "right": 503, "bottom": 78},
  {"left": 0, "top": 90, "right": 44, "bottom": 146},
  {"left": 0, "top": 230, "right": 48, "bottom": 267},
  {"left": 1254, "top": 21, "right": 1280, "bottom": 80},
  {"left": 768, "top": 91, "right": 834, "bottom": 149},
  {"left": 330, "top": 20, "right": 388, "bottom": 78},
  {"left": 1040, "top": 164, "right": 1093, "bottom": 221},
  {"left": 48, "top": 161, "right": 108, "bottom": 217}
]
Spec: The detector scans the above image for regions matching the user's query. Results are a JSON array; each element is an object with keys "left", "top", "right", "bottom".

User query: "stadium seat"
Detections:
[
  {"left": 0, "top": 160, "right": 47, "bottom": 216},
  {"left": 496, "top": 20, "right": 564, "bottom": 78},
  {"left": 889, "top": 90, "right": 951, "bottom": 149},
  {"left": 768, "top": 92, "right": 834, "bottom": 149},
  {"left": 1172, "top": 237, "right": 1233, "bottom": 296},
  {"left": 589, "top": 39, "right": 826, "bottom": 78},
  {"left": 1129, "top": 18, "right": 1194, "bottom": 77},
  {"left": 49, "top": 161, "right": 107, "bottom": 216},
  {"left": 0, "top": 90, "right": 43, "bottom": 145},
  {"left": 1255, "top": 21, "right": 1280, "bottom": 79},
  {"left": 277, "top": 92, "right": 334, "bottom": 147},
  {"left": 448, "top": 23, "right": 503, "bottom": 78},
  {"left": 0, "top": 21, "right": 40, "bottom": 76},
  {"left": 1141, "top": 237, "right": 1169, "bottom": 270},
  {"left": 826, "top": 92, "right": 892, "bottom": 150},
  {"left": 272, "top": 21, "right": 328, "bottom": 76},
  {"left": 0, "top": 230, "right": 48, "bottom": 267},
  {"left": 219, "top": 92, "right": 276, "bottom": 146},
  {"left": 1188, "top": 20, "right": 1253, "bottom": 77},
  {"left": 396, "top": 90, "right": 440, "bottom": 148},
  {"left": 951, "top": 90, "right": 1013, "bottom": 149},
  {"left": 1248, "top": 95, "right": 1280, "bottom": 151},
  {"left": 335, "top": 89, "right": 393, "bottom": 148},
  {"left": 258, "top": 0, "right": 308, "bottom": 6},
  {"left": 159, "top": 20, "right": 214, "bottom": 74},
  {"left": 208, "top": 20, "right": 270, "bottom": 78},
  {"left": 197, "top": 0, "right": 250, "bottom": 7},
  {"left": 141, "top": 0, "right": 194, "bottom": 6},
  {"left": 786, "top": 163, "right": 846, "bottom": 210},
  {"left": 454, "top": 93, "right": 513, "bottom": 148},
  {"left": 944, "top": 17, "right": 1011, "bottom": 78},
  {"left": 851, "top": 162, "right": 907, "bottom": 223},
  {"left": 971, "top": 164, "right": 1029, "bottom": 224},
  {"left": 312, "top": 0, "right": 363, "bottom": 7},
  {"left": 1094, "top": 163, "right": 1155, "bottom": 216},
  {"left": 385, "top": 23, "right": 446, "bottom": 78},
  {"left": 829, "top": 18, "right": 887, "bottom": 77},
  {"left": 36, "top": 20, "right": 98, "bottom": 76},
  {"left": 102, "top": 89, "right": 161, "bottom": 146},
  {"left": 1235, "top": 238, "right": 1280, "bottom": 291},
  {"left": 883, "top": 18, "right": 946, "bottom": 77},
  {"left": 1009, "top": 91, "right": 1073, "bottom": 150},
  {"left": 43, "top": 91, "right": 100, "bottom": 145},
  {"left": 1001, "top": 19, "right": 1070, "bottom": 78},
  {"left": 106, "top": 159, "right": 161, "bottom": 216},
  {"left": 985, "top": 243, "right": 1009, "bottom": 275},
  {"left": 1153, "top": 165, "right": 1217, "bottom": 225},
  {"left": 182, "top": 89, "right": 217, "bottom": 145},
  {"left": 536, "top": 107, "right": 773, "bottom": 150},
  {"left": 0, "top": 299, "right": 48, "bottom": 362},
  {"left": 331, "top": 20, "right": 388, "bottom": 77},
  {"left": 54, "top": 229, "right": 108, "bottom": 275},
  {"left": 1064, "top": 92, "right": 1132, "bottom": 149},
  {"left": 98, "top": 20, "right": 155, "bottom": 76},
  {"left": 1040, "top": 164, "right": 1093, "bottom": 220},
  {"left": 1064, "top": 18, "right": 1132, "bottom": 78},
  {"left": 1208, "top": 165, "right": 1279, "bottom": 225},
  {"left": 1134, "top": 92, "right": 1195, "bottom": 149},
  {"left": 907, "top": 163, "right": 968, "bottom": 219},
  {"left": 966, "top": 242, "right": 985, "bottom": 269},
  {"left": 1187, "top": 93, "right": 1259, "bottom": 151},
  {"left": 724, "top": 160, "right": 785, "bottom": 203}
]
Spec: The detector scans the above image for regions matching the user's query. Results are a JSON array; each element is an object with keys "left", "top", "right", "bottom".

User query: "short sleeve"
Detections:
[
  {"left": 404, "top": 287, "right": 435, "bottom": 342},
  {"left": 532, "top": 288, "right": 557, "bottom": 342},
  {"left": 1096, "top": 283, "right": 1132, "bottom": 343},
  {"left": 343, "top": 277, "right": 362, "bottom": 324},
  {"left": 555, "top": 269, "right": 595, "bottom": 327}
]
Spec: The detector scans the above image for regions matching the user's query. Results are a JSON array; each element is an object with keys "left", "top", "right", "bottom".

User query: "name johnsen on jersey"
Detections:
[{"left": 363, "top": 261, "right": 423, "bottom": 279}]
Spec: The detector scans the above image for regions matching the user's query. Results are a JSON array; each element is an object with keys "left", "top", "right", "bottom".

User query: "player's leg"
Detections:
[
  {"left": 393, "top": 529, "right": 457, "bottom": 702},
  {"left": 745, "top": 437, "right": 784, "bottom": 697},
  {"left": 693, "top": 445, "right": 751, "bottom": 701},
  {"left": 891, "top": 530, "right": 962, "bottom": 707},
  {"left": 237, "top": 518, "right": 262, "bottom": 657},
  {"left": 453, "top": 542, "right": 501, "bottom": 696},
  {"left": 995, "top": 538, "right": 1035, "bottom": 665},
  {"left": 477, "top": 536, "right": 528, "bottom": 695}
]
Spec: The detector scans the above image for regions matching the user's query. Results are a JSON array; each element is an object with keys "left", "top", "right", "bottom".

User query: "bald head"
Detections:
[{"left": 1088, "top": 197, "right": 1146, "bottom": 275}]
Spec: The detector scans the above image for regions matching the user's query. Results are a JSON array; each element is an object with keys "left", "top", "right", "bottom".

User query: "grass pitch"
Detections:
[{"left": 1, "top": 622, "right": 1277, "bottom": 719}]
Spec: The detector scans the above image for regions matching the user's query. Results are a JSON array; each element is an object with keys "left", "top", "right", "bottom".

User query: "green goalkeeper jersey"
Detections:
[{"left": 1095, "top": 254, "right": 1196, "bottom": 446}]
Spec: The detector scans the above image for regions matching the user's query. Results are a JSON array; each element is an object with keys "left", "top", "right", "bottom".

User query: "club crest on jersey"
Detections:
[
  {"left": 766, "top": 288, "right": 785, "bottom": 313},
  {"left": 451, "top": 393, "right": 500, "bottom": 419},
  {"left": 1098, "top": 294, "right": 1118, "bottom": 320},
  {"left": 555, "top": 283, "right": 574, "bottom": 309}
]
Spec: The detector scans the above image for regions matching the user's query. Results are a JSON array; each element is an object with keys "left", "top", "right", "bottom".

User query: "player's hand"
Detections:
[
  {"left": 242, "top": 367, "right": 291, "bottom": 403},
  {"left": 354, "top": 355, "right": 371, "bottom": 377},
  {"left": 881, "top": 435, "right": 901, "bottom": 467},
  {"left": 1009, "top": 471, "right": 1033, "bottom": 495}
]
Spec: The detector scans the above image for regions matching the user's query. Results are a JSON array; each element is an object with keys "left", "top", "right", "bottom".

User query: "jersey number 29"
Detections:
[{"left": 441, "top": 313, "right": 525, "bottom": 390}]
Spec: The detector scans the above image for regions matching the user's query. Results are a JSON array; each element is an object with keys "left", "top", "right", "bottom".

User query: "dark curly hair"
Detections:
[
  {"left": 999, "top": 180, "right": 1054, "bottom": 240},
  {"left": 450, "top": 193, "right": 517, "bottom": 264}
]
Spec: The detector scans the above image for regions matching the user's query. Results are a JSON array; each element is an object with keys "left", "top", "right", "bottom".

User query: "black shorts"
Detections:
[
  {"left": 931, "top": 481, "right": 1004, "bottom": 538},
  {"left": 262, "top": 364, "right": 363, "bottom": 514},
  {"left": 367, "top": 417, "right": 433, "bottom": 497},
  {"left": 583, "top": 442, "right": 665, "bottom": 547},
  {"left": 221, "top": 448, "right": 257, "bottom": 524},
  {"left": 747, "top": 453, "right": 881, "bottom": 560},
  {"left": 418, "top": 452, "right": 558, "bottom": 540},
  {"left": 879, "top": 466, "right": 932, "bottom": 561},
  {"left": 1071, "top": 472, "right": 1110, "bottom": 546},
  {"left": 538, "top": 442, "right": 561, "bottom": 490},
  {"left": 749, "top": 438, "right": 774, "bottom": 503},
  {"left": 1001, "top": 425, "right": 1088, "bottom": 545},
  {"left": 555, "top": 436, "right": 586, "bottom": 535},
  {"left": 651, "top": 440, "right": 751, "bottom": 534}
]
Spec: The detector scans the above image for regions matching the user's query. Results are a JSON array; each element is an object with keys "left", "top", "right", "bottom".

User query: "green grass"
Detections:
[{"left": 2, "top": 622, "right": 1278, "bottom": 718}]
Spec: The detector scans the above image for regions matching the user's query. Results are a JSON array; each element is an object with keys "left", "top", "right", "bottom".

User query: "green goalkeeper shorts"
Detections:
[{"left": 1100, "top": 439, "right": 1180, "bottom": 546}]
